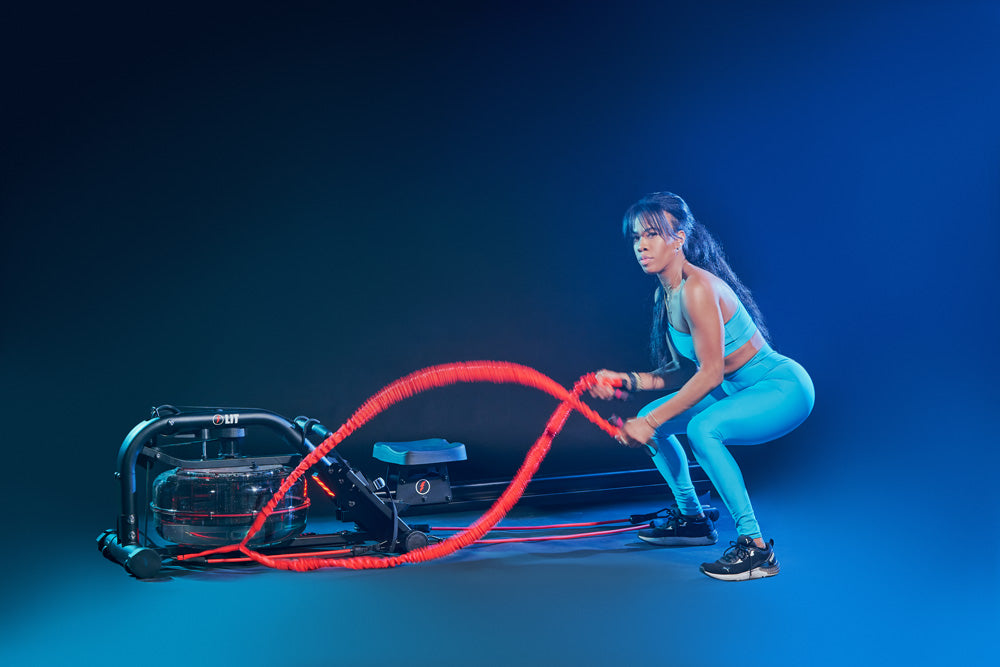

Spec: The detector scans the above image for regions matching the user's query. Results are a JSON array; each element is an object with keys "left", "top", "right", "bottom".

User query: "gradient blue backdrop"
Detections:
[{"left": 2, "top": 1, "right": 997, "bottom": 665}]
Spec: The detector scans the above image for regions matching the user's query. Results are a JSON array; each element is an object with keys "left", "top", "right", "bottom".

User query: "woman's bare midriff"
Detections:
[{"left": 723, "top": 330, "right": 766, "bottom": 375}]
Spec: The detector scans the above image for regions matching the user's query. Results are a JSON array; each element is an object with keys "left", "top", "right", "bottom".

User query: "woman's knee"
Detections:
[{"left": 686, "top": 414, "right": 724, "bottom": 456}]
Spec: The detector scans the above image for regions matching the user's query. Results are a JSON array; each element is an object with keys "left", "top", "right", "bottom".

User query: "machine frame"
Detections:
[{"left": 97, "top": 405, "right": 427, "bottom": 578}]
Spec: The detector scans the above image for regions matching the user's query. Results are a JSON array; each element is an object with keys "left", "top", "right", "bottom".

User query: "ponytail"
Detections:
[{"left": 684, "top": 219, "right": 770, "bottom": 344}]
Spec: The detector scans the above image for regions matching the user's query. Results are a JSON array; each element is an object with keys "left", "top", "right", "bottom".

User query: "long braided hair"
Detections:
[{"left": 621, "top": 192, "right": 770, "bottom": 369}]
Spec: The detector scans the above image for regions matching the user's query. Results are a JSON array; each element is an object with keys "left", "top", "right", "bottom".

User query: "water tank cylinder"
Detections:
[{"left": 151, "top": 464, "right": 309, "bottom": 547}]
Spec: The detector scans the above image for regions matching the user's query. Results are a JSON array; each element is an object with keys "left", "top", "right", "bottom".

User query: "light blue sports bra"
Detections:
[{"left": 667, "top": 285, "right": 758, "bottom": 364}]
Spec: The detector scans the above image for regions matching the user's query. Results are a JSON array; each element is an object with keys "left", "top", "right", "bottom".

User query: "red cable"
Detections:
[
  {"left": 432, "top": 519, "right": 631, "bottom": 532},
  {"left": 178, "top": 361, "right": 622, "bottom": 570},
  {"left": 203, "top": 549, "right": 353, "bottom": 564},
  {"left": 309, "top": 474, "right": 337, "bottom": 499},
  {"left": 475, "top": 525, "right": 643, "bottom": 544}
]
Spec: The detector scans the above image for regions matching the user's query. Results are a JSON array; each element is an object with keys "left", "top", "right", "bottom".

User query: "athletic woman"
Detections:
[{"left": 590, "top": 192, "right": 814, "bottom": 581}]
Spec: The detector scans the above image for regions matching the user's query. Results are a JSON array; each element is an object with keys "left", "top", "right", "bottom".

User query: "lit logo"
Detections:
[
  {"left": 213, "top": 414, "right": 240, "bottom": 425},
  {"left": 415, "top": 479, "right": 431, "bottom": 495}
]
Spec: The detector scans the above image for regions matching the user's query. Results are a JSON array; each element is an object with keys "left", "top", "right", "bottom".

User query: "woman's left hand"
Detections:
[{"left": 616, "top": 417, "right": 655, "bottom": 448}]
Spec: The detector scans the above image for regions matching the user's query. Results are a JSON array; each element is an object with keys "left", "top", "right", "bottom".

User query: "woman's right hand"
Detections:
[{"left": 589, "top": 369, "right": 630, "bottom": 400}]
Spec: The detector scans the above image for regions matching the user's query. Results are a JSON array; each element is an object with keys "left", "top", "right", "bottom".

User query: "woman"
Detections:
[{"left": 590, "top": 192, "right": 814, "bottom": 581}]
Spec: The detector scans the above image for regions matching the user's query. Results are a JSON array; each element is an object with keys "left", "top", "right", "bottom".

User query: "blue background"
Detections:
[{"left": 2, "top": 1, "right": 997, "bottom": 664}]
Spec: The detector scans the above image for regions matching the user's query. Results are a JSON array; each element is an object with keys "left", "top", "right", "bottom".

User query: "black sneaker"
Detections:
[
  {"left": 637, "top": 508, "right": 718, "bottom": 546},
  {"left": 700, "top": 535, "right": 780, "bottom": 581}
]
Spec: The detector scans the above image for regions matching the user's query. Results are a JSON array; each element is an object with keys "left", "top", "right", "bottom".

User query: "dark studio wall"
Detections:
[{"left": 1, "top": 0, "right": 998, "bottom": 566}]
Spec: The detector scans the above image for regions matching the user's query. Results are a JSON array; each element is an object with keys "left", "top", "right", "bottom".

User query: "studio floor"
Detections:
[{"left": 3, "top": 483, "right": 995, "bottom": 667}]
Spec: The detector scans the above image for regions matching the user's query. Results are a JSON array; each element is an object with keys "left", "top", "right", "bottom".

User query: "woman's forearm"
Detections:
[
  {"left": 633, "top": 371, "right": 666, "bottom": 391},
  {"left": 646, "top": 368, "right": 692, "bottom": 393},
  {"left": 644, "top": 367, "right": 722, "bottom": 424}
]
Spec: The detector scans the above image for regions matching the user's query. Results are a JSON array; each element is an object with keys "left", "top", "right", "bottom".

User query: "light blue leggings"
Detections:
[{"left": 638, "top": 345, "right": 815, "bottom": 539}]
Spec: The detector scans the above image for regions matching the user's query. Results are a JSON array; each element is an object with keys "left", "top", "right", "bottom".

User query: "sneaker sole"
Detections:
[
  {"left": 700, "top": 561, "right": 780, "bottom": 581},
  {"left": 638, "top": 533, "right": 718, "bottom": 546}
]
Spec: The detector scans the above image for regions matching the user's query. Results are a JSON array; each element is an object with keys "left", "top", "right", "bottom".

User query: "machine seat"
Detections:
[{"left": 372, "top": 439, "right": 467, "bottom": 466}]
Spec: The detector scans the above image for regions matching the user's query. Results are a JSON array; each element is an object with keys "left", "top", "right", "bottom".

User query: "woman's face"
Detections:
[{"left": 631, "top": 218, "right": 675, "bottom": 274}]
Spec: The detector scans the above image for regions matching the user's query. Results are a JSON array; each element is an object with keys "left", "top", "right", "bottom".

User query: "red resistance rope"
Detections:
[{"left": 177, "top": 361, "right": 622, "bottom": 571}]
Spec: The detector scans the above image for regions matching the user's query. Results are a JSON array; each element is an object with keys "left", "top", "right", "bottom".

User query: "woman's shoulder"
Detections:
[
  {"left": 680, "top": 265, "right": 722, "bottom": 299},
  {"left": 681, "top": 265, "right": 736, "bottom": 311}
]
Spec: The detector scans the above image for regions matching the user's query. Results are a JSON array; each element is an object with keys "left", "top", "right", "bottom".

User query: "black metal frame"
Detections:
[{"left": 97, "top": 406, "right": 427, "bottom": 578}]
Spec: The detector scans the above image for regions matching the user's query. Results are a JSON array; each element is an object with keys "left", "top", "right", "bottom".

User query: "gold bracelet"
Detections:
[{"left": 644, "top": 413, "right": 662, "bottom": 430}]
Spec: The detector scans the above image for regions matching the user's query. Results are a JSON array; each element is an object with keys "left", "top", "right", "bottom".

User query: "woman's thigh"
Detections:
[
  {"left": 639, "top": 387, "right": 725, "bottom": 434},
  {"left": 690, "top": 371, "right": 814, "bottom": 446}
]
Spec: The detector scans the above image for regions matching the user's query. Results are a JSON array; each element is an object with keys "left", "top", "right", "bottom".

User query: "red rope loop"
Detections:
[{"left": 178, "top": 361, "right": 622, "bottom": 571}]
